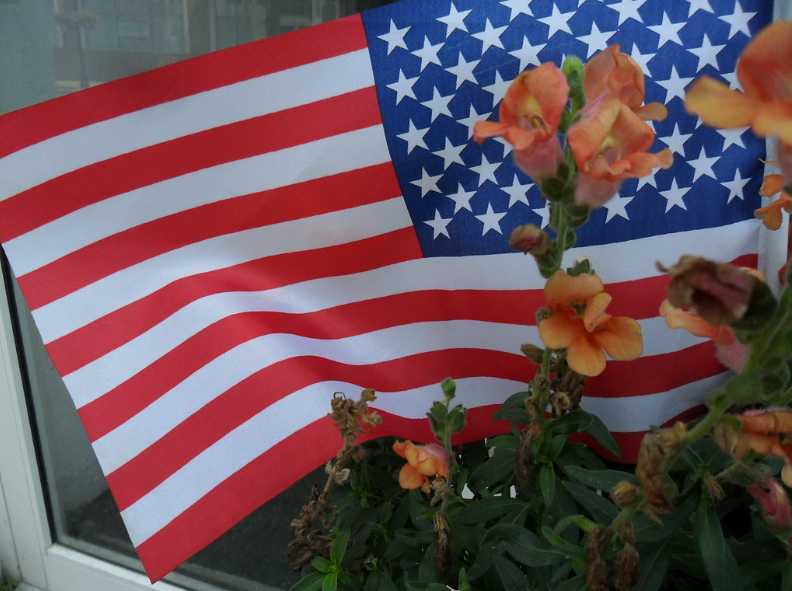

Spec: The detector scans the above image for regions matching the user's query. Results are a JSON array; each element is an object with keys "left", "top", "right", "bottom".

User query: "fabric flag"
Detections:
[{"left": 0, "top": 0, "right": 774, "bottom": 581}]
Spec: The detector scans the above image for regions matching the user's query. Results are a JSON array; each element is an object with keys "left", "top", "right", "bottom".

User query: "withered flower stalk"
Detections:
[
  {"left": 635, "top": 422, "right": 687, "bottom": 519},
  {"left": 288, "top": 389, "right": 382, "bottom": 571}
]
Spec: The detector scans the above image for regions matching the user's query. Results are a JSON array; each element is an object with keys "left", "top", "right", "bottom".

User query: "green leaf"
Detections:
[
  {"left": 493, "top": 391, "right": 531, "bottom": 423},
  {"left": 635, "top": 489, "right": 700, "bottom": 543},
  {"left": 549, "top": 409, "right": 620, "bottom": 457},
  {"left": 468, "top": 447, "right": 515, "bottom": 492},
  {"left": 562, "top": 465, "right": 634, "bottom": 491},
  {"left": 454, "top": 496, "right": 530, "bottom": 525},
  {"left": 740, "top": 557, "right": 789, "bottom": 586},
  {"left": 492, "top": 555, "right": 529, "bottom": 591},
  {"left": 552, "top": 574, "right": 589, "bottom": 591},
  {"left": 321, "top": 571, "right": 338, "bottom": 591},
  {"left": 364, "top": 571, "right": 399, "bottom": 591},
  {"left": 540, "top": 464, "right": 556, "bottom": 507},
  {"left": 330, "top": 530, "right": 349, "bottom": 564},
  {"left": 694, "top": 503, "right": 742, "bottom": 591},
  {"left": 561, "top": 481, "right": 618, "bottom": 524},
  {"left": 289, "top": 572, "right": 326, "bottom": 591},
  {"left": 311, "top": 556, "right": 333, "bottom": 573},
  {"left": 634, "top": 538, "right": 672, "bottom": 591},
  {"left": 548, "top": 433, "right": 569, "bottom": 461},
  {"left": 447, "top": 405, "right": 467, "bottom": 434}
]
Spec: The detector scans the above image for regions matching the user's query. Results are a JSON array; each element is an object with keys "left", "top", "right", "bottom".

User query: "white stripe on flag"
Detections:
[
  {"left": 34, "top": 194, "right": 410, "bottom": 344},
  {"left": 91, "top": 315, "right": 705, "bottom": 476},
  {"left": 8, "top": 124, "right": 391, "bottom": 276},
  {"left": 0, "top": 49, "right": 375, "bottom": 201}
]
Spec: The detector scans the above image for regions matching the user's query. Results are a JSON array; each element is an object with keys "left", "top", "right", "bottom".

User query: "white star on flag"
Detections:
[
  {"left": 483, "top": 71, "right": 513, "bottom": 105},
  {"left": 719, "top": 1, "right": 757, "bottom": 39},
  {"left": 579, "top": 22, "right": 614, "bottom": 58},
  {"left": 446, "top": 183, "right": 476, "bottom": 213},
  {"left": 434, "top": 138, "right": 466, "bottom": 169},
  {"left": 378, "top": 20, "right": 410, "bottom": 54},
  {"left": 493, "top": 136, "right": 514, "bottom": 157},
  {"left": 471, "top": 153, "right": 501, "bottom": 186},
  {"left": 386, "top": 70, "right": 418, "bottom": 104},
  {"left": 602, "top": 194, "right": 634, "bottom": 222},
  {"left": 458, "top": 104, "right": 488, "bottom": 137},
  {"left": 421, "top": 87, "right": 454, "bottom": 121},
  {"left": 424, "top": 210, "right": 453, "bottom": 239},
  {"left": 722, "top": 169, "right": 750, "bottom": 203},
  {"left": 476, "top": 203, "right": 507, "bottom": 235},
  {"left": 397, "top": 120, "right": 430, "bottom": 153},
  {"left": 502, "top": 175, "right": 533, "bottom": 207},
  {"left": 648, "top": 13, "right": 685, "bottom": 48},
  {"left": 689, "top": 146, "right": 719, "bottom": 182},
  {"left": 603, "top": 0, "right": 647, "bottom": 26},
  {"left": 661, "top": 179, "right": 691, "bottom": 212},
  {"left": 501, "top": 0, "right": 533, "bottom": 20},
  {"left": 446, "top": 53, "right": 480, "bottom": 88},
  {"left": 660, "top": 123, "right": 693, "bottom": 155},
  {"left": 510, "top": 36, "right": 547, "bottom": 71},
  {"left": 655, "top": 66, "right": 695, "bottom": 102},
  {"left": 411, "top": 168, "right": 442, "bottom": 197},
  {"left": 688, "top": 0, "right": 714, "bottom": 17},
  {"left": 688, "top": 34, "right": 725, "bottom": 71},
  {"left": 538, "top": 5, "right": 575, "bottom": 39},
  {"left": 533, "top": 203, "right": 551, "bottom": 228},
  {"left": 472, "top": 19, "right": 507, "bottom": 54},
  {"left": 412, "top": 36, "right": 444, "bottom": 70},
  {"left": 437, "top": 3, "right": 471, "bottom": 37},
  {"left": 717, "top": 126, "right": 749, "bottom": 151}
]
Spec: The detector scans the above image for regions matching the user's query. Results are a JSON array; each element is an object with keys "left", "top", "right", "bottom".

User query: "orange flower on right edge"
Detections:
[
  {"left": 538, "top": 270, "right": 642, "bottom": 377},
  {"left": 730, "top": 409, "right": 792, "bottom": 488},
  {"left": 685, "top": 20, "right": 792, "bottom": 180},
  {"left": 755, "top": 173, "right": 792, "bottom": 231}
]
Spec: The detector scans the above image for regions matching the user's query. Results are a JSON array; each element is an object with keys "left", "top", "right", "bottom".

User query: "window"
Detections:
[{"left": 0, "top": 1, "right": 398, "bottom": 590}]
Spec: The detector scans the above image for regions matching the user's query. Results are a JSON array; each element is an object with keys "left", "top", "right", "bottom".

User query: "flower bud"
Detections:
[
  {"left": 520, "top": 343, "right": 545, "bottom": 364},
  {"left": 658, "top": 256, "right": 764, "bottom": 326},
  {"left": 509, "top": 224, "right": 551, "bottom": 256},
  {"left": 747, "top": 478, "right": 792, "bottom": 531},
  {"left": 611, "top": 481, "right": 639, "bottom": 508}
]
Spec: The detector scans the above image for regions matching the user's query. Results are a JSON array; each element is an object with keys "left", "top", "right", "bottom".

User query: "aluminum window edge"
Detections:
[{"left": 0, "top": 260, "right": 50, "bottom": 589}]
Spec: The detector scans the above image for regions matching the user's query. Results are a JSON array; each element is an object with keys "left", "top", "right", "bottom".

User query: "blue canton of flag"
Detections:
[{"left": 362, "top": 0, "right": 771, "bottom": 257}]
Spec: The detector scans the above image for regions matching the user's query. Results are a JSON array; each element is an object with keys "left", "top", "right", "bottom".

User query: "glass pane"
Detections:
[{"left": 0, "top": 0, "right": 398, "bottom": 589}]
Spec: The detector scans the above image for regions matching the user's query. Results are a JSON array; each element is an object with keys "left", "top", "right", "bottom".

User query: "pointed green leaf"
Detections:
[
  {"left": 634, "top": 538, "right": 672, "bottom": 591},
  {"left": 311, "top": 556, "right": 332, "bottom": 573},
  {"left": 329, "top": 530, "right": 349, "bottom": 564},
  {"left": 540, "top": 464, "right": 556, "bottom": 506},
  {"left": 321, "top": 571, "right": 338, "bottom": 591},
  {"left": 289, "top": 572, "right": 326, "bottom": 591},
  {"left": 694, "top": 504, "right": 742, "bottom": 591},
  {"left": 492, "top": 555, "right": 529, "bottom": 591},
  {"left": 562, "top": 465, "right": 634, "bottom": 490},
  {"left": 561, "top": 481, "right": 618, "bottom": 524}
]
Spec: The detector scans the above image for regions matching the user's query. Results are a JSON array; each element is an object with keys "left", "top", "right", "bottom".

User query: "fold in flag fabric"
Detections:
[{"left": 0, "top": 0, "right": 774, "bottom": 581}]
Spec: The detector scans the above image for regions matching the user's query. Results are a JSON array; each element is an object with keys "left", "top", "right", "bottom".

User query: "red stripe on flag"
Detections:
[
  {"left": 0, "top": 15, "right": 367, "bottom": 159},
  {"left": 0, "top": 87, "right": 382, "bottom": 245},
  {"left": 78, "top": 290, "right": 542, "bottom": 441},
  {"left": 20, "top": 161, "right": 399, "bottom": 310},
  {"left": 105, "top": 349, "right": 532, "bottom": 511},
  {"left": 47, "top": 228, "right": 423, "bottom": 375}
]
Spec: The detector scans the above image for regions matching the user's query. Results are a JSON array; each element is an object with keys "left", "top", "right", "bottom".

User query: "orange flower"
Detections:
[
  {"left": 733, "top": 409, "right": 792, "bottom": 487},
  {"left": 473, "top": 63, "right": 568, "bottom": 181},
  {"left": 659, "top": 299, "right": 750, "bottom": 371},
  {"left": 685, "top": 21, "right": 792, "bottom": 146},
  {"left": 756, "top": 173, "right": 792, "bottom": 231},
  {"left": 568, "top": 97, "right": 673, "bottom": 207},
  {"left": 584, "top": 44, "right": 668, "bottom": 122},
  {"left": 538, "top": 270, "right": 642, "bottom": 376},
  {"left": 392, "top": 440, "right": 450, "bottom": 493}
]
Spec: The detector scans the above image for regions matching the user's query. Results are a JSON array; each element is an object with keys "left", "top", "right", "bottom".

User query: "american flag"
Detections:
[{"left": 0, "top": 0, "right": 773, "bottom": 581}]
